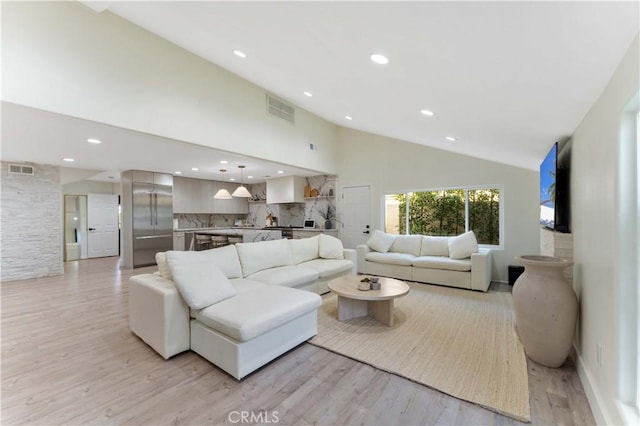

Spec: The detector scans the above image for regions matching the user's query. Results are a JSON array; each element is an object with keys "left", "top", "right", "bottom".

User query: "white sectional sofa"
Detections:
[
  {"left": 357, "top": 230, "right": 492, "bottom": 292},
  {"left": 129, "top": 235, "right": 355, "bottom": 379}
]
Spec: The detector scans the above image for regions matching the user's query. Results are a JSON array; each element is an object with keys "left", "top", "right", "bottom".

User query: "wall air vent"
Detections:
[
  {"left": 266, "top": 94, "right": 295, "bottom": 125},
  {"left": 8, "top": 164, "right": 35, "bottom": 175}
]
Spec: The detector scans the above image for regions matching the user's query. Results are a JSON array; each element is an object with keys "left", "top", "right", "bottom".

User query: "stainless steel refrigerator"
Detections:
[{"left": 123, "top": 171, "right": 173, "bottom": 267}]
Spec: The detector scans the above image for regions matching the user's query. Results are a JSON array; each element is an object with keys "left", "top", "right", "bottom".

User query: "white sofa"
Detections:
[
  {"left": 129, "top": 235, "right": 356, "bottom": 379},
  {"left": 357, "top": 230, "right": 492, "bottom": 292}
]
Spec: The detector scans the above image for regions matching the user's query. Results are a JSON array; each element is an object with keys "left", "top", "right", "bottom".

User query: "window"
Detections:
[{"left": 384, "top": 187, "right": 502, "bottom": 246}]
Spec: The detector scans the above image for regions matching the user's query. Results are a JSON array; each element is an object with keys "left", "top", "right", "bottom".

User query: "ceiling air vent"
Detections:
[
  {"left": 8, "top": 164, "right": 35, "bottom": 175},
  {"left": 266, "top": 94, "right": 295, "bottom": 125}
]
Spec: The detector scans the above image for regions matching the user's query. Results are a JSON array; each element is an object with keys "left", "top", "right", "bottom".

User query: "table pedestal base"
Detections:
[{"left": 337, "top": 296, "right": 395, "bottom": 326}]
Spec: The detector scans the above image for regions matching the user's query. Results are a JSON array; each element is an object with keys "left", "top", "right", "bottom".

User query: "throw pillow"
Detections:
[
  {"left": 367, "top": 230, "right": 396, "bottom": 253},
  {"left": 318, "top": 234, "right": 344, "bottom": 259},
  {"left": 448, "top": 231, "right": 479, "bottom": 259},
  {"left": 155, "top": 251, "right": 173, "bottom": 280},
  {"left": 389, "top": 235, "right": 423, "bottom": 256},
  {"left": 204, "top": 244, "right": 243, "bottom": 279},
  {"left": 166, "top": 251, "right": 237, "bottom": 310}
]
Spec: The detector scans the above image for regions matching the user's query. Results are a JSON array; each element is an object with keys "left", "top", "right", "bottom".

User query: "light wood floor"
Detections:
[{"left": 1, "top": 257, "right": 595, "bottom": 425}]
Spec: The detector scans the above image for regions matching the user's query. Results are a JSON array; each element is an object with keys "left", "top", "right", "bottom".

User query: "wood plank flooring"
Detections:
[{"left": 1, "top": 257, "right": 595, "bottom": 425}]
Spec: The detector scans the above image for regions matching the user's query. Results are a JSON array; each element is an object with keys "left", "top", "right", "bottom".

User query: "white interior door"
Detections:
[
  {"left": 87, "top": 193, "right": 119, "bottom": 258},
  {"left": 341, "top": 186, "right": 371, "bottom": 248}
]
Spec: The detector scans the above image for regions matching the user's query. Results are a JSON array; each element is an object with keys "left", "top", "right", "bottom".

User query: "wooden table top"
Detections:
[{"left": 328, "top": 275, "right": 410, "bottom": 301}]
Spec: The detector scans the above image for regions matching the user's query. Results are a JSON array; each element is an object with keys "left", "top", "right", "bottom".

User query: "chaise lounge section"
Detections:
[{"left": 129, "top": 235, "right": 356, "bottom": 379}]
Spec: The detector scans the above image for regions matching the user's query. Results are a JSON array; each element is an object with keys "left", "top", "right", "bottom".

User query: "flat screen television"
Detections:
[{"left": 540, "top": 140, "right": 571, "bottom": 233}]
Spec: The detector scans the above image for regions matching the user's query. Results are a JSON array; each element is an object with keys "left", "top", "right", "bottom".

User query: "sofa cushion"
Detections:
[
  {"left": 318, "top": 234, "right": 344, "bottom": 259},
  {"left": 235, "top": 239, "right": 294, "bottom": 277},
  {"left": 448, "top": 231, "right": 479, "bottom": 259},
  {"left": 420, "top": 236, "right": 451, "bottom": 257},
  {"left": 412, "top": 256, "right": 472, "bottom": 272},
  {"left": 366, "top": 230, "right": 396, "bottom": 253},
  {"left": 248, "top": 266, "right": 319, "bottom": 288},
  {"left": 389, "top": 235, "right": 423, "bottom": 256},
  {"left": 229, "top": 278, "right": 267, "bottom": 293},
  {"left": 166, "top": 251, "right": 237, "bottom": 310},
  {"left": 194, "top": 286, "right": 321, "bottom": 342},
  {"left": 299, "top": 259, "right": 353, "bottom": 278},
  {"left": 202, "top": 244, "right": 243, "bottom": 279},
  {"left": 365, "top": 251, "right": 415, "bottom": 266},
  {"left": 289, "top": 236, "right": 319, "bottom": 264},
  {"left": 155, "top": 252, "right": 172, "bottom": 280}
]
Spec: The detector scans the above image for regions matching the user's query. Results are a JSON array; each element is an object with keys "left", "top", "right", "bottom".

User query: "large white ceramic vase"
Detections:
[{"left": 512, "top": 255, "right": 576, "bottom": 368}]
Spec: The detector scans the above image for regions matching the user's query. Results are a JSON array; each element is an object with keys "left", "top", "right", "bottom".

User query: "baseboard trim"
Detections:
[{"left": 574, "top": 345, "right": 624, "bottom": 426}]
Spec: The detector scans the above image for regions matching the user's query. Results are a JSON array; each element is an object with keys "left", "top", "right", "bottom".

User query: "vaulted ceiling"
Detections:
[{"left": 2, "top": 1, "right": 638, "bottom": 179}]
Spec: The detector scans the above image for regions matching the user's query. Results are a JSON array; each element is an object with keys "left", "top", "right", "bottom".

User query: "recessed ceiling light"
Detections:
[
  {"left": 370, "top": 53, "right": 389, "bottom": 65},
  {"left": 191, "top": 167, "right": 199, "bottom": 171},
  {"left": 247, "top": 175, "right": 254, "bottom": 179},
  {"left": 303, "top": 91, "right": 313, "bottom": 97},
  {"left": 233, "top": 50, "right": 247, "bottom": 58},
  {"left": 277, "top": 170, "right": 284, "bottom": 174},
  {"left": 446, "top": 136, "right": 457, "bottom": 142},
  {"left": 420, "top": 110, "right": 434, "bottom": 116},
  {"left": 229, "top": 178, "right": 236, "bottom": 181},
  {"left": 175, "top": 171, "right": 182, "bottom": 175},
  {"left": 87, "top": 138, "right": 102, "bottom": 144},
  {"left": 220, "top": 160, "right": 228, "bottom": 164},
  {"left": 345, "top": 116, "right": 353, "bottom": 121},
  {"left": 63, "top": 158, "right": 74, "bottom": 162}
]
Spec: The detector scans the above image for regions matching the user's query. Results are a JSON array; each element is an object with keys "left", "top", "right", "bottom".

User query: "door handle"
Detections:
[
  {"left": 149, "top": 194, "right": 153, "bottom": 226},
  {"left": 363, "top": 230, "right": 370, "bottom": 234},
  {"left": 154, "top": 193, "right": 158, "bottom": 226},
  {"left": 88, "top": 227, "right": 96, "bottom": 231}
]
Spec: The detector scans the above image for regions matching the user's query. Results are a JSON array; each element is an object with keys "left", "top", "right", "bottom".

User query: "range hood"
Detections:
[{"left": 266, "top": 176, "right": 306, "bottom": 204}]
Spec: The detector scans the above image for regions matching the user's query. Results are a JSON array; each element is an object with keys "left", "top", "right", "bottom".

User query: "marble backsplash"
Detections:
[
  {"left": 175, "top": 213, "right": 247, "bottom": 229},
  {"left": 248, "top": 176, "right": 339, "bottom": 229}
]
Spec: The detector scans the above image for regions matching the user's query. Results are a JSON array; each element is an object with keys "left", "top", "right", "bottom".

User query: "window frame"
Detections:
[{"left": 383, "top": 184, "right": 505, "bottom": 249}]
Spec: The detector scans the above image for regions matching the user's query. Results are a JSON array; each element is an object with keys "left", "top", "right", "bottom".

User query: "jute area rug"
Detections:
[{"left": 308, "top": 282, "right": 531, "bottom": 422}]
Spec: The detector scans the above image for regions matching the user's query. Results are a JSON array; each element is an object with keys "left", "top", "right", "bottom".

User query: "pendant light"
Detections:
[
  {"left": 213, "top": 170, "right": 232, "bottom": 199},
  {"left": 232, "top": 165, "right": 252, "bottom": 198}
]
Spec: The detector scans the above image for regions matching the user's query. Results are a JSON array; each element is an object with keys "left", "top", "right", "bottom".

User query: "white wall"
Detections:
[
  {"left": 336, "top": 127, "right": 539, "bottom": 283},
  {"left": 571, "top": 34, "right": 639, "bottom": 426},
  {"left": 0, "top": 162, "right": 63, "bottom": 281},
  {"left": 2, "top": 1, "right": 339, "bottom": 174},
  {"left": 62, "top": 180, "right": 119, "bottom": 196}
]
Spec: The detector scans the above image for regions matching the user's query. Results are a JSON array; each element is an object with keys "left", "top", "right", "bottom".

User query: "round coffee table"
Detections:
[{"left": 328, "top": 275, "right": 410, "bottom": 326}]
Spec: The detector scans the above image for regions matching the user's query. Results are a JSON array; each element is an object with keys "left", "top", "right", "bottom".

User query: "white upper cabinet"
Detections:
[
  {"left": 211, "top": 181, "right": 249, "bottom": 214},
  {"left": 174, "top": 177, "right": 249, "bottom": 214}
]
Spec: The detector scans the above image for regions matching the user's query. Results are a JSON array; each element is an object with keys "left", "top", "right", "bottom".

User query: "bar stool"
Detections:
[
  {"left": 210, "top": 235, "right": 229, "bottom": 248},
  {"left": 195, "top": 234, "right": 212, "bottom": 251},
  {"left": 227, "top": 235, "right": 243, "bottom": 245}
]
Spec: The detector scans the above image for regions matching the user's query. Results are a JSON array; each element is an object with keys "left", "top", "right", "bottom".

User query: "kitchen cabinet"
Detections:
[
  {"left": 173, "top": 176, "right": 209, "bottom": 214},
  {"left": 174, "top": 176, "right": 248, "bottom": 214},
  {"left": 211, "top": 182, "right": 249, "bottom": 214},
  {"left": 173, "top": 231, "right": 186, "bottom": 251},
  {"left": 266, "top": 176, "right": 306, "bottom": 204}
]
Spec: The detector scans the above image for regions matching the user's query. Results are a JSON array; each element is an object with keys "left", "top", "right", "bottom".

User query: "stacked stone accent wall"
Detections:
[{"left": 1, "top": 162, "right": 63, "bottom": 281}]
